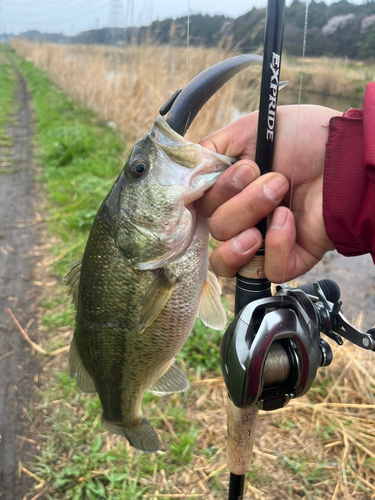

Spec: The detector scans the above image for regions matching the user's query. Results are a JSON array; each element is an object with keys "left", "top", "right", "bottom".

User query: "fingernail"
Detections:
[
  {"left": 263, "top": 176, "right": 288, "bottom": 202},
  {"left": 232, "top": 165, "right": 256, "bottom": 191},
  {"left": 232, "top": 228, "right": 258, "bottom": 254},
  {"left": 270, "top": 207, "right": 288, "bottom": 229}
]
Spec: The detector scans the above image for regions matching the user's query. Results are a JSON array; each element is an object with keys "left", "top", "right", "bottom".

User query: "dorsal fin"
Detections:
[{"left": 69, "top": 337, "right": 96, "bottom": 394}]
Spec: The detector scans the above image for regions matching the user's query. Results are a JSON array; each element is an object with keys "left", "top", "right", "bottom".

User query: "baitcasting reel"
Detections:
[{"left": 221, "top": 279, "right": 375, "bottom": 411}]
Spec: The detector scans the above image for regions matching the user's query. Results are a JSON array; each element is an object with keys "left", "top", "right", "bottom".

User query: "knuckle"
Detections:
[
  {"left": 209, "top": 215, "right": 229, "bottom": 241},
  {"left": 243, "top": 194, "right": 261, "bottom": 220},
  {"left": 210, "top": 246, "right": 236, "bottom": 278}
]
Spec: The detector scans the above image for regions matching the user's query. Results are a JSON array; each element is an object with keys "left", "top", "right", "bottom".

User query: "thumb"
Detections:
[{"left": 265, "top": 207, "right": 319, "bottom": 282}]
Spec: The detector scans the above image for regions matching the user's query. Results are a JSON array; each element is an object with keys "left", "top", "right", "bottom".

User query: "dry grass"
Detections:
[
  {"left": 24, "top": 240, "right": 375, "bottom": 500},
  {"left": 28, "top": 326, "right": 375, "bottom": 500},
  {"left": 281, "top": 56, "right": 375, "bottom": 98},
  {"left": 11, "top": 40, "right": 262, "bottom": 144},
  {"left": 122, "top": 334, "right": 375, "bottom": 500}
]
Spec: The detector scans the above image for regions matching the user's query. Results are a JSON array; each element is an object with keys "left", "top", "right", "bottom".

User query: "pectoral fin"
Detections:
[
  {"left": 197, "top": 271, "right": 227, "bottom": 330},
  {"left": 64, "top": 260, "right": 82, "bottom": 309},
  {"left": 148, "top": 360, "right": 189, "bottom": 396},
  {"left": 69, "top": 337, "right": 96, "bottom": 394},
  {"left": 138, "top": 270, "right": 176, "bottom": 334}
]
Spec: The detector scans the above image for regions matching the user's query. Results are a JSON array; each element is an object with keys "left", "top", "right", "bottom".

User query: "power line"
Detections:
[
  {"left": 137, "top": 0, "right": 150, "bottom": 27},
  {"left": 5, "top": 1, "right": 109, "bottom": 27},
  {"left": 4, "top": 0, "right": 105, "bottom": 18},
  {"left": 124, "top": 0, "right": 134, "bottom": 28}
]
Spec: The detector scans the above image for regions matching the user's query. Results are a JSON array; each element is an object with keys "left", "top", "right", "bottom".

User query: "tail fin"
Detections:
[{"left": 102, "top": 415, "right": 160, "bottom": 453}]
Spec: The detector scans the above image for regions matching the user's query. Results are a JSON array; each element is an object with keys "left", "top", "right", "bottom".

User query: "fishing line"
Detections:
[
  {"left": 186, "top": 0, "right": 190, "bottom": 85},
  {"left": 280, "top": 0, "right": 310, "bottom": 289}
]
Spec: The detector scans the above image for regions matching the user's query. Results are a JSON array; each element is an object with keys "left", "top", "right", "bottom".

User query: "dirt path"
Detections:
[{"left": 0, "top": 64, "right": 40, "bottom": 499}]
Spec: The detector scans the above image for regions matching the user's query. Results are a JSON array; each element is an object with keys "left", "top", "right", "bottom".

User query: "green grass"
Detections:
[
  {"left": 0, "top": 46, "right": 16, "bottom": 156},
  {"left": 29, "top": 364, "right": 214, "bottom": 499},
  {"left": 13, "top": 53, "right": 124, "bottom": 272}
]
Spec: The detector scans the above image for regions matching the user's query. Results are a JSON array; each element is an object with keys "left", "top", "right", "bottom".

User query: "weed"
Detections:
[
  {"left": 0, "top": 46, "right": 16, "bottom": 140},
  {"left": 178, "top": 319, "right": 224, "bottom": 374}
]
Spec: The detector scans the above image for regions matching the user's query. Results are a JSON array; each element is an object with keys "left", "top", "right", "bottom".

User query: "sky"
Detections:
[{"left": 0, "top": 0, "right": 367, "bottom": 36}]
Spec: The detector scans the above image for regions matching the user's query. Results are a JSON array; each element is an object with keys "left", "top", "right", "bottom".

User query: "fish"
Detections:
[
  {"left": 66, "top": 54, "right": 264, "bottom": 452},
  {"left": 66, "top": 116, "right": 233, "bottom": 452}
]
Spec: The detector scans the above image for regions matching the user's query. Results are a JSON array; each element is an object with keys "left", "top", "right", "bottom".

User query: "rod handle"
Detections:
[
  {"left": 238, "top": 254, "right": 266, "bottom": 279},
  {"left": 236, "top": 252, "right": 271, "bottom": 315},
  {"left": 227, "top": 399, "right": 259, "bottom": 475}
]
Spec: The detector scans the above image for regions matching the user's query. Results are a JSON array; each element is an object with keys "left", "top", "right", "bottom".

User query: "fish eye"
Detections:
[{"left": 130, "top": 161, "right": 148, "bottom": 178}]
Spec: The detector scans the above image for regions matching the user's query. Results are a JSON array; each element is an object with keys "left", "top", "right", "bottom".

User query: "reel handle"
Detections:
[{"left": 298, "top": 279, "right": 340, "bottom": 303}]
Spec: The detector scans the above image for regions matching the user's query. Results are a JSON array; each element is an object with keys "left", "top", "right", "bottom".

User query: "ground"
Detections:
[{"left": 0, "top": 62, "right": 40, "bottom": 499}]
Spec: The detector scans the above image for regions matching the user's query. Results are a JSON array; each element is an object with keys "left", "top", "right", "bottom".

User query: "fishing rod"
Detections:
[
  {"left": 222, "top": 1, "right": 286, "bottom": 498},
  {"left": 220, "top": 2, "right": 375, "bottom": 500}
]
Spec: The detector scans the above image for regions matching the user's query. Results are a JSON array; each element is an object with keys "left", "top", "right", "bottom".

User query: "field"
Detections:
[
  {"left": 2, "top": 41, "right": 375, "bottom": 499},
  {"left": 11, "top": 39, "right": 375, "bottom": 138}
]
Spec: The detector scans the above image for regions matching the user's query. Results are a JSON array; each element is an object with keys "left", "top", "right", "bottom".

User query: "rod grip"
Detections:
[
  {"left": 236, "top": 252, "right": 271, "bottom": 315},
  {"left": 229, "top": 252, "right": 264, "bottom": 475},
  {"left": 227, "top": 399, "right": 259, "bottom": 475},
  {"left": 238, "top": 254, "right": 266, "bottom": 279}
]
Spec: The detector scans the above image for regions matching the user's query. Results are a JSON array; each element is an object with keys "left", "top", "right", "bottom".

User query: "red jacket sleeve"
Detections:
[{"left": 323, "top": 82, "right": 375, "bottom": 263}]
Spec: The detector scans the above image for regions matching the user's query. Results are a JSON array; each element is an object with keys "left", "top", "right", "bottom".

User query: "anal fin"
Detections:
[
  {"left": 102, "top": 416, "right": 160, "bottom": 452},
  {"left": 148, "top": 360, "right": 189, "bottom": 396},
  {"left": 69, "top": 336, "right": 96, "bottom": 394}
]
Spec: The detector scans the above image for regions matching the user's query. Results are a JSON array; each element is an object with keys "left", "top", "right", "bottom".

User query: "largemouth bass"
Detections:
[
  {"left": 66, "top": 117, "right": 232, "bottom": 452},
  {"left": 66, "top": 54, "right": 264, "bottom": 452}
]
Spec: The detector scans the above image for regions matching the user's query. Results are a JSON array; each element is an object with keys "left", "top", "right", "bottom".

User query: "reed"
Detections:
[
  {"left": 11, "top": 39, "right": 261, "bottom": 144},
  {"left": 281, "top": 55, "right": 374, "bottom": 99}
]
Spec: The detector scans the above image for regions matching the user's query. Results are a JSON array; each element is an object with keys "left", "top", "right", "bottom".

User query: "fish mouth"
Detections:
[{"left": 119, "top": 55, "right": 265, "bottom": 269}]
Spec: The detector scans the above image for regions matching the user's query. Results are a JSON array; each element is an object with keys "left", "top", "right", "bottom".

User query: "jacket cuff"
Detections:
[{"left": 323, "top": 83, "right": 375, "bottom": 261}]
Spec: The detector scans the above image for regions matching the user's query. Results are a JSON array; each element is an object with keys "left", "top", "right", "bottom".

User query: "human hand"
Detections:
[{"left": 196, "top": 105, "right": 342, "bottom": 282}]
